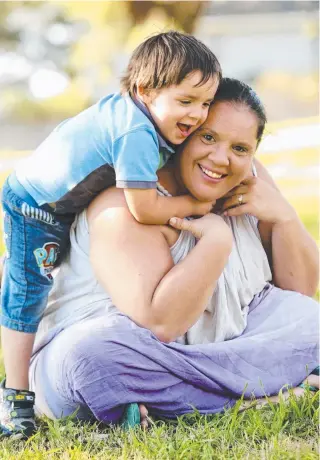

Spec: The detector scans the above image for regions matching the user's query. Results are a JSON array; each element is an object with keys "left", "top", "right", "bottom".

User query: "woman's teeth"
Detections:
[{"left": 200, "top": 165, "right": 223, "bottom": 179}]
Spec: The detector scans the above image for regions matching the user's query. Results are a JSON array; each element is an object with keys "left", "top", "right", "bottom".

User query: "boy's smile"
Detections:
[{"left": 138, "top": 71, "right": 219, "bottom": 145}]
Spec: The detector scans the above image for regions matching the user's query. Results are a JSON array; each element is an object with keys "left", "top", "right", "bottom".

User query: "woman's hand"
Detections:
[
  {"left": 169, "top": 213, "right": 231, "bottom": 240},
  {"left": 221, "top": 177, "right": 296, "bottom": 224}
]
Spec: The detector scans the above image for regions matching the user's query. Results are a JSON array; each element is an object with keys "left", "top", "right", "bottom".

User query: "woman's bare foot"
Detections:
[
  {"left": 239, "top": 373, "right": 319, "bottom": 412},
  {"left": 139, "top": 404, "right": 149, "bottom": 429}
]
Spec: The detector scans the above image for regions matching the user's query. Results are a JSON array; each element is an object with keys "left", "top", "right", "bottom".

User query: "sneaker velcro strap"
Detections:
[
  {"left": 6, "top": 394, "right": 34, "bottom": 403},
  {"left": 10, "top": 407, "right": 35, "bottom": 418}
]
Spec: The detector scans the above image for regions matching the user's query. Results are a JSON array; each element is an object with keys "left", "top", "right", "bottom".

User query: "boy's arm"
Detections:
[
  {"left": 124, "top": 189, "right": 213, "bottom": 224},
  {"left": 114, "top": 128, "right": 213, "bottom": 224}
]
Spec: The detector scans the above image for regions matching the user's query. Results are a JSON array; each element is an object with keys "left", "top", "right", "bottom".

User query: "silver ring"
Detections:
[{"left": 238, "top": 194, "right": 243, "bottom": 205}]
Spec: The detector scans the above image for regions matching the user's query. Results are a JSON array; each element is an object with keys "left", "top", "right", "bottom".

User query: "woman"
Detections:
[{"left": 29, "top": 78, "right": 319, "bottom": 426}]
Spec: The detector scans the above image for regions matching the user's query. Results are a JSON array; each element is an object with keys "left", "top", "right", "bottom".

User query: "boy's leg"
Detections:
[
  {"left": 0, "top": 180, "right": 72, "bottom": 438},
  {"left": 1, "top": 329, "right": 34, "bottom": 390}
]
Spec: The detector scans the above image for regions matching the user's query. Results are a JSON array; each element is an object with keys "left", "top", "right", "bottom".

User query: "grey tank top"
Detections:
[{"left": 33, "top": 187, "right": 271, "bottom": 354}]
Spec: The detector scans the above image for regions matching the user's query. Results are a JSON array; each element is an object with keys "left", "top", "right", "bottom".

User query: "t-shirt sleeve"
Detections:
[{"left": 113, "top": 128, "right": 160, "bottom": 189}]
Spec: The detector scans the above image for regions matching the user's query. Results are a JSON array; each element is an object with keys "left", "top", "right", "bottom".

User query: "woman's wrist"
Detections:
[
  {"left": 201, "top": 222, "right": 233, "bottom": 254},
  {"left": 270, "top": 203, "right": 297, "bottom": 226}
]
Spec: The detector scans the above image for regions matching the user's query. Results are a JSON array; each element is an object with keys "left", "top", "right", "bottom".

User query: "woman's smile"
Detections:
[
  {"left": 198, "top": 164, "right": 227, "bottom": 182},
  {"left": 175, "top": 100, "right": 259, "bottom": 202}
]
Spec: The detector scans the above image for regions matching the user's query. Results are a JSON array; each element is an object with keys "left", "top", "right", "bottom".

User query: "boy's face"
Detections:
[{"left": 138, "top": 71, "right": 219, "bottom": 145}]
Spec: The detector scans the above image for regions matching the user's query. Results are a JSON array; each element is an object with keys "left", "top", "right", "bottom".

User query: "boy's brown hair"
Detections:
[{"left": 121, "top": 31, "right": 222, "bottom": 96}]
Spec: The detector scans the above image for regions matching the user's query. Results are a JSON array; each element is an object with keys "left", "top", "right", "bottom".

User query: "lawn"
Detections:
[
  {"left": 0, "top": 133, "right": 318, "bottom": 458},
  {"left": 0, "top": 394, "right": 319, "bottom": 459}
]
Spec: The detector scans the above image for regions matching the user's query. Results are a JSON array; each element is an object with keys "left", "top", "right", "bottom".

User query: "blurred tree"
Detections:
[
  {"left": 128, "top": 1, "right": 204, "bottom": 33},
  {"left": 0, "top": 1, "right": 206, "bottom": 121}
]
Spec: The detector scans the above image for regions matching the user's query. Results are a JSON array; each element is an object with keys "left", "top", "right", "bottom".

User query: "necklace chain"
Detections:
[{"left": 156, "top": 182, "right": 172, "bottom": 197}]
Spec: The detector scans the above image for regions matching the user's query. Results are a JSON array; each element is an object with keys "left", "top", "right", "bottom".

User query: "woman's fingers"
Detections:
[
  {"left": 169, "top": 217, "right": 202, "bottom": 238},
  {"left": 223, "top": 184, "right": 249, "bottom": 199},
  {"left": 169, "top": 217, "right": 193, "bottom": 232},
  {"left": 241, "top": 176, "right": 257, "bottom": 186},
  {"left": 169, "top": 214, "right": 226, "bottom": 240},
  {"left": 221, "top": 193, "right": 249, "bottom": 212},
  {"left": 224, "top": 203, "right": 251, "bottom": 217}
]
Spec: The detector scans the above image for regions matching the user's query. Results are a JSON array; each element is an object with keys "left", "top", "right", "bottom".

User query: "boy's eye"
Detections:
[
  {"left": 233, "top": 145, "right": 248, "bottom": 155},
  {"left": 203, "top": 102, "right": 211, "bottom": 108},
  {"left": 180, "top": 100, "right": 191, "bottom": 105}
]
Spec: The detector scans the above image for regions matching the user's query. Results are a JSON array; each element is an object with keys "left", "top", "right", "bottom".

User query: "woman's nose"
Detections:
[{"left": 208, "top": 145, "right": 229, "bottom": 165}]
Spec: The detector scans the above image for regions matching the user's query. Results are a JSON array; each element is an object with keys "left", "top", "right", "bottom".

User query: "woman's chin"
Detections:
[
  {"left": 190, "top": 177, "right": 231, "bottom": 200},
  {"left": 191, "top": 188, "right": 223, "bottom": 203}
]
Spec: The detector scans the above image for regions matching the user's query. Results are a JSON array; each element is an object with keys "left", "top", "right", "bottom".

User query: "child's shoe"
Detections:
[{"left": 0, "top": 379, "right": 36, "bottom": 439}]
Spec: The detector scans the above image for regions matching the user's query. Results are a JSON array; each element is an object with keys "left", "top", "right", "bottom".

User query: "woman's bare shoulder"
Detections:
[
  {"left": 87, "top": 186, "right": 128, "bottom": 223},
  {"left": 86, "top": 187, "right": 180, "bottom": 248}
]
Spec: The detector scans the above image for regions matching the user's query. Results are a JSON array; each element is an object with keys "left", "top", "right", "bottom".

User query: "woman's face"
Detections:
[{"left": 177, "top": 101, "right": 259, "bottom": 202}]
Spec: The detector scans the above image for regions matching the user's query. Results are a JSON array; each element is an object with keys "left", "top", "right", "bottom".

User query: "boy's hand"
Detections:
[{"left": 188, "top": 196, "right": 215, "bottom": 217}]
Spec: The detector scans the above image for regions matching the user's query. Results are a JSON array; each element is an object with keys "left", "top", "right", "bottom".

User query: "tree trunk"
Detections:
[{"left": 127, "top": 1, "right": 207, "bottom": 33}]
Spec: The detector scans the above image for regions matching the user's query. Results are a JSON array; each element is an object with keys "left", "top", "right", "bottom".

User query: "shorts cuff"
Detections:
[{"left": 0, "top": 316, "right": 38, "bottom": 333}]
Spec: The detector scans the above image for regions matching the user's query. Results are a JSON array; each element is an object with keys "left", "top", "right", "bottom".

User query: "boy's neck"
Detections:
[{"left": 131, "top": 93, "right": 175, "bottom": 151}]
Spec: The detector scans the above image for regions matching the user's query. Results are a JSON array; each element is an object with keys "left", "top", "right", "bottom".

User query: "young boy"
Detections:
[{"left": 0, "top": 31, "right": 221, "bottom": 438}]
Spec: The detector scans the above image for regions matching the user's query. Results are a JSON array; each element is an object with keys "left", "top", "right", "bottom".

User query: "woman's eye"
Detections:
[
  {"left": 233, "top": 145, "right": 248, "bottom": 154},
  {"left": 203, "top": 134, "right": 215, "bottom": 142},
  {"left": 180, "top": 100, "right": 191, "bottom": 105},
  {"left": 203, "top": 102, "right": 210, "bottom": 108}
]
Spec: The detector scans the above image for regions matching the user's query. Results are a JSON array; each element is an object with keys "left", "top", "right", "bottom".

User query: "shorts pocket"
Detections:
[{"left": 3, "top": 211, "right": 12, "bottom": 259}]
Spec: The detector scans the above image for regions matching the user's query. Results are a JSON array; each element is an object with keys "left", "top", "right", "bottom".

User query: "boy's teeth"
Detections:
[{"left": 200, "top": 166, "right": 223, "bottom": 178}]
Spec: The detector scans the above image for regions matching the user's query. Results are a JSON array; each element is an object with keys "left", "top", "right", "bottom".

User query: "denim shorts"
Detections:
[{"left": 0, "top": 176, "right": 74, "bottom": 333}]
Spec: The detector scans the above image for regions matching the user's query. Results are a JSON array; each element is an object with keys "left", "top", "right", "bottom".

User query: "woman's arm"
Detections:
[
  {"left": 255, "top": 160, "right": 319, "bottom": 296},
  {"left": 222, "top": 159, "right": 319, "bottom": 297},
  {"left": 87, "top": 188, "right": 232, "bottom": 343}
]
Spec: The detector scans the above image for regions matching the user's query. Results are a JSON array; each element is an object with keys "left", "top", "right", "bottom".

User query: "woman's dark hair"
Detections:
[
  {"left": 213, "top": 78, "right": 267, "bottom": 144},
  {"left": 121, "top": 31, "right": 222, "bottom": 96}
]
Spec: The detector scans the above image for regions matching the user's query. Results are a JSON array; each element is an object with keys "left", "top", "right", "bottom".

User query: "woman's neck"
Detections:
[{"left": 157, "top": 160, "right": 187, "bottom": 197}]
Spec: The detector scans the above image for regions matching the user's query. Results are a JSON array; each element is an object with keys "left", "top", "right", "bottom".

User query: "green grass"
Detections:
[{"left": 0, "top": 392, "right": 318, "bottom": 459}]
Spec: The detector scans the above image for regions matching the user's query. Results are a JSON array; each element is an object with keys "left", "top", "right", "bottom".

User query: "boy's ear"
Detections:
[{"left": 136, "top": 86, "right": 153, "bottom": 104}]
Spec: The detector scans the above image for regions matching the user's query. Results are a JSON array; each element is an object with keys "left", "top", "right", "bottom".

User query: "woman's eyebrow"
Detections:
[
  {"left": 235, "top": 141, "right": 253, "bottom": 149},
  {"left": 198, "top": 127, "right": 218, "bottom": 136}
]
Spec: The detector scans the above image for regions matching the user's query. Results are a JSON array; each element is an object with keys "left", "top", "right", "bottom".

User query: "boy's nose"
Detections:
[{"left": 188, "top": 105, "right": 206, "bottom": 121}]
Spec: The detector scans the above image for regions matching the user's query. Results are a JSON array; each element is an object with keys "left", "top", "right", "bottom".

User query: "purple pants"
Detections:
[{"left": 30, "top": 285, "right": 319, "bottom": 423}]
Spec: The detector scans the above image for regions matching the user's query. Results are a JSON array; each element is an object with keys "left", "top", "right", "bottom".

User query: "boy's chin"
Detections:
[{"left": 170, "top": 136, "right": 186, "bottom": 146}]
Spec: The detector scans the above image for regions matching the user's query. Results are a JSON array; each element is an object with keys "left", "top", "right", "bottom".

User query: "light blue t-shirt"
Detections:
[{"left": 14, "top": 93, "right": 175, "bottom": 214}]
